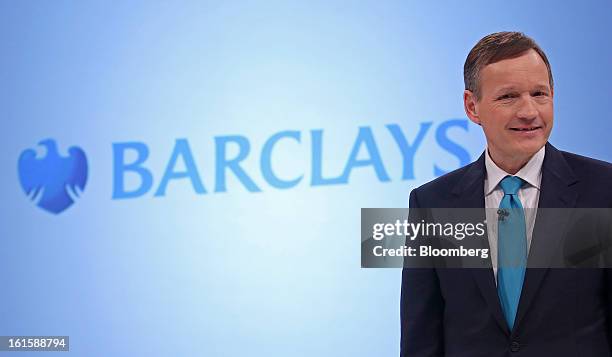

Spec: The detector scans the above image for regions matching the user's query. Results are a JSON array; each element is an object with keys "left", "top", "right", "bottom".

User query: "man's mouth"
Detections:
[{"left": 509, "top": 126, "right": 541, "bottom": 132}]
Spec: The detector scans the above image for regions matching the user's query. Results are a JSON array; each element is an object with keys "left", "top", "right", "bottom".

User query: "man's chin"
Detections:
[{"left": 514, "top": 142, "right": 546, "bottom": 160}]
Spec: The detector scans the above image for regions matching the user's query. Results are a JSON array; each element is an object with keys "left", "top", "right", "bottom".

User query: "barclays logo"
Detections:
[
  {"left": 18, "top": 139, "right": 88, "bottom": 214},
  {"left": 17, "top": 120, "right": 473, "bottom": 214}
]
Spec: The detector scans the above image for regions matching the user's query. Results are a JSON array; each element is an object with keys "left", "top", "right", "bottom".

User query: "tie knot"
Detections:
[{"left": 500, "top": 176, "right": 523, "bottom": 195}]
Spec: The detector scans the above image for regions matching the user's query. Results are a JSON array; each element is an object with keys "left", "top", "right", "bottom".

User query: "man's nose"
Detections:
[{"left": 516, "top": 95, "right": 539, "bottom": 120}]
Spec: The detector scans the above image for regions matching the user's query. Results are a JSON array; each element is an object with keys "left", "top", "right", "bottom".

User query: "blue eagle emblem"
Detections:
[{"left": 18, "top": 139, "right": 88, "bottom": 214}]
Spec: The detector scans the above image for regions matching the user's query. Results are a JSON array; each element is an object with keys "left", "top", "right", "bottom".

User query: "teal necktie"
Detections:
[{"left": 497, "top": 175, "right": 527, "bottom": 329}]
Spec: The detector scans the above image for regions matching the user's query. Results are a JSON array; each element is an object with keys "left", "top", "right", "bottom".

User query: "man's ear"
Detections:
[{"left": 463, "top": 90, "right": 481, "bottom": 126}]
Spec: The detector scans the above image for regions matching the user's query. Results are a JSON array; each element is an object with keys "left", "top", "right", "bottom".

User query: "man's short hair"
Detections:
[{"left": 464, "top": 31, "right": 554, "bottom": 100}]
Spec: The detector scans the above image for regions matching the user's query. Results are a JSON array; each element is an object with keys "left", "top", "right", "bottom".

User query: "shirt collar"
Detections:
[{"left": 484, "top": 146, "right": 545, "bottom": 196}]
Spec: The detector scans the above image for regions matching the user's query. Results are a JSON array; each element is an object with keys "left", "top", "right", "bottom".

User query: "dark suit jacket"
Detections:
[{"left": 400, "top": 143, "right": 612, "bottom": 356}]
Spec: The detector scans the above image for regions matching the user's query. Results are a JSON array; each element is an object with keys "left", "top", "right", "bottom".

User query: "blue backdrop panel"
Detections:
[{"left": 1, "top": 1, "right": 610, "bottom": 356}]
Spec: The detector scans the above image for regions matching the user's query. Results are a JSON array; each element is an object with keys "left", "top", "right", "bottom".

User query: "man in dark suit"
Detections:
[{"left": 400, "top": 31, "right": 612, "bottom": 356}]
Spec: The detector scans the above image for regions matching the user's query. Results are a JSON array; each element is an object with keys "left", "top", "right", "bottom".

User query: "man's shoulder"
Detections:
[
  {"left": 414, "top": 164, "right": 474, "bottom": 193},
  {"left": 558, "top": 149, "right": 612, "bottom": 176},
  {"left": 557, "top": 150, "right": 612, "bottom": 202},
  {"left": 410, "top": 159, "right": 481, "bottom": 206}
]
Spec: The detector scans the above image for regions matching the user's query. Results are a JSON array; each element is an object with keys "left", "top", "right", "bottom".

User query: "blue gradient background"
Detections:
[{"left": 1, "top": 1, "right": 611, "bottom": 356}]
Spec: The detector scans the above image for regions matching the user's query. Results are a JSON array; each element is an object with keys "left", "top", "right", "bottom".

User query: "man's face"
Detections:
[{"left": 464, "top": 49, "right": 554, "bottom": 166}]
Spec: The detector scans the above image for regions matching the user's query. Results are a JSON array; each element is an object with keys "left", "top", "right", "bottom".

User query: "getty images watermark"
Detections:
[
  {"left": 361, "top": 208, "right": 612, "bottom": 268},
  {"left": 371, "top": 217, "right": 488, "bottom": 259}
]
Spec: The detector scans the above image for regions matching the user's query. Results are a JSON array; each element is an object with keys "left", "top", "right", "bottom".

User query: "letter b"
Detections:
[{"left": 112, "top": 142, "right": 153, "bottom": 199}]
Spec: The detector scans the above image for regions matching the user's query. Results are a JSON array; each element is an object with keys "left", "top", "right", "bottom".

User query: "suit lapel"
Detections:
[
  {"left": 512, "top": 143, "right": 579, "bottom": 332},
  {"left": 452, "top": 152, "right": 511, "bottom": 335}
]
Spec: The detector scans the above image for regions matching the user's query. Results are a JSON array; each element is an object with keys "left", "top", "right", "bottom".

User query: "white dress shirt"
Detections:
[{"left": 484, "top": 146, "right": 545, "bottom": 280}]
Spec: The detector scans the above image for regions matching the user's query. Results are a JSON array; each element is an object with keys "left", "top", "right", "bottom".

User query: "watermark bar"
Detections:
[{"left": 362, "top": 208, "right": 612, "bottom": 268}]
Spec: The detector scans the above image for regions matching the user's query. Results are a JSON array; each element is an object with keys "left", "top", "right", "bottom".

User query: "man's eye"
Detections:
[
  {"left": 497, "top": 94, "right": 515, "bottom": 100},
  {"left": 533, "top": 91, "right": 547, "bottom": 97}
]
